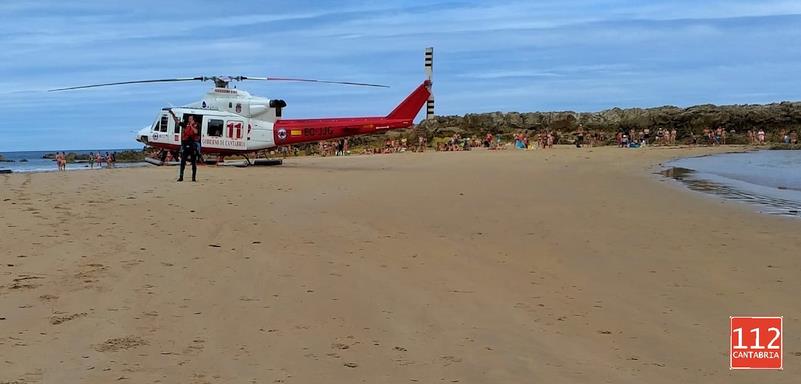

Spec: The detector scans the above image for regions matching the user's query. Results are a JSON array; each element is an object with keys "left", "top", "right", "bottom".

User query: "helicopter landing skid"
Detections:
[
  {"left": 224, "top": 157, "right": 283, "bottom": 167},
  {"left": 230, "top": 154, "right": 253, "bottom": 168},
  {"left": 253, "top": 159, "right": 283, "bottom": 166}
]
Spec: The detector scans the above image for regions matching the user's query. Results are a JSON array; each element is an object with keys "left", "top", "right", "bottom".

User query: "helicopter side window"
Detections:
[
  {"left": 160, "top": 115, "right": 169, "bottom": 132},
  {"left": 207, "top": 119, "right": 224, "bottom": 137}
]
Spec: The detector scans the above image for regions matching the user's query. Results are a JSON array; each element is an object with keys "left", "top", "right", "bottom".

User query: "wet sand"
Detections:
[{"left": 1, "top": 146, "right": 799, "bottom": 383}]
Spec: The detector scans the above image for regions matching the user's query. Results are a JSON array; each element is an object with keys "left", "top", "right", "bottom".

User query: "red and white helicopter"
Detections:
[{"left": 50, "top": 48, "right": 435, "bottom": 163}]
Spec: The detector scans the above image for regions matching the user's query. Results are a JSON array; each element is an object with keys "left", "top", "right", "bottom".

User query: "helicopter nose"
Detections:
[{"left": 136, "top": 126, "right": 151, "bottom": 144}]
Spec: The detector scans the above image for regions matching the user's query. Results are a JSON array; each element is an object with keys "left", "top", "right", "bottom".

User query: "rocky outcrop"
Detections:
[{"left": 416, "top": 101, "right": 801, "bottom": 140}]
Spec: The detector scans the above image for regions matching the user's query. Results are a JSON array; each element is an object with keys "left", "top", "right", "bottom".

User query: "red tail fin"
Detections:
[{"left": 386, "top": 81, "right": 431, "bottom": 120}]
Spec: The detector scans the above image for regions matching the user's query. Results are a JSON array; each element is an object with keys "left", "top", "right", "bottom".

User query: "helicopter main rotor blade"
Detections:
[
  {"left": 242, "top": 76, "right": 389, "bottom": 88},
  {"left": 48, "top": 77, "right": 205, "bottom": 92}
]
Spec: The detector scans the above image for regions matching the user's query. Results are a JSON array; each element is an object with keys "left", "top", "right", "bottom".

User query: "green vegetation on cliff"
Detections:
[{"left": 416, "top": 101, "right": 801, "bottom": 142}]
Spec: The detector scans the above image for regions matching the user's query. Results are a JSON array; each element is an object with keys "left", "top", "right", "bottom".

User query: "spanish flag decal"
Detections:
[{"left": 291, "top": 130, "right": 302, "bottom": 136}]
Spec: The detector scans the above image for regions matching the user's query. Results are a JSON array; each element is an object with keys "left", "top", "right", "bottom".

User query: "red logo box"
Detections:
[{"left": 730, "top": 316, "right": 783, "bottom": 370}]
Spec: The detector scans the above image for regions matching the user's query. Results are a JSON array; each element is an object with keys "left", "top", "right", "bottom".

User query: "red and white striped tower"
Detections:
[{"left": 425, "top": 47, "right": 434, "bottom": 120}]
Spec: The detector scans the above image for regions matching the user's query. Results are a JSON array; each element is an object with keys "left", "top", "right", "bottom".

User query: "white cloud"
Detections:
[{"left": 1, "top": 0, "right": 801, "bottom": 150}]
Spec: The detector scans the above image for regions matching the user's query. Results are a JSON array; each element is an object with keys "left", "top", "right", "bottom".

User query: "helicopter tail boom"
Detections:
[
  {"left": 272, "top": 81, "right": 431, "bottom": 146},
  {"left": 386, "top": 80, "right": 432, "bottom": 120}
]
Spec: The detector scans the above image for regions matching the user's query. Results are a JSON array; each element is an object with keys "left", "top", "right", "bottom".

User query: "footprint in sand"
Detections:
[
  {"left": 7, "top": 275, "right": 44, "bottom": 290},
  {"left": 182, "top": 338, "right": 206, "bottom": 355},
  {"left": 74, "top": 263, "right": 109, "bottom": 287},
  {"left": 120, "top": 259, "right": 144, "bottom": 270},
  {"left": 95, "top": 336, "right": 148, "bottom": 352},
  {"left": 440, "top": 356, "right": 462, "bottom": 366},
  {"left": 50, "top": 312, "right": 87, "bottom": 325}
]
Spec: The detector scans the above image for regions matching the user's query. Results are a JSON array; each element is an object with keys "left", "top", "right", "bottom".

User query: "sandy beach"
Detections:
[{"left": 1, "top": 146, "right": 799, "bottom": 383}]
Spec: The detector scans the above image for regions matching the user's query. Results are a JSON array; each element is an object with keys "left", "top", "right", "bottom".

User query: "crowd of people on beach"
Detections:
[
  {"left": 437, "top": 134, "right": 471, "bottom": 151},
  {"left": 317, "top": 138, "right": 350, "bottom": 156},
  {"left": 55, "top": 152, "right": 67, "bottom": 171},
  {"left": 359, "top": 136, "right": 429, "bottom": 154},
  {"left": 747, "top": 129, "right": 766, "bottom": 145},
  {"left": 419, "top": 124, "right": 796, "bottom": 152},
  {"left": 507, "top": 132, "right": 556, "bottom": 149},
  {"left": 613, "top": 126, "right": 778, "bottom": 147},
  {"left": 615, "top": 128, "right": 677, "bottom": 148},
  {"left": 87, "top": 152, "right": 117, "bottom": 169},
  {"left": 49, "top": 123, "right": 798, "bottom": 178},
  {"left": 778, "top": 129, "right": 799, "bottom": 144},
  {"left": 55, "top": 151, "right": 117, "bottom": 171},
  {"left": 699, "top": 127, "right": 727, "bottom": 145}
]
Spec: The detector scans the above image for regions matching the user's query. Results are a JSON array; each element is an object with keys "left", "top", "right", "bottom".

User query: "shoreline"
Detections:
[
  {"left": 0, "top": 162, "right": 150, "bottom": 174},
  {"left": 660, "top": 149, "right": 801, "bottom": 218}
]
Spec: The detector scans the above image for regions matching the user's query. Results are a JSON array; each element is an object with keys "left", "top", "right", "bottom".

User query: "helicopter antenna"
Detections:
[{"left": 49, "top": 75, "right": 388, "bottom": 92}]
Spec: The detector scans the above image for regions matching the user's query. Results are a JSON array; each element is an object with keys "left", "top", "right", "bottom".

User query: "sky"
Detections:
[{"left": 1, "top": 0, "right": 800, "bottom": 151}]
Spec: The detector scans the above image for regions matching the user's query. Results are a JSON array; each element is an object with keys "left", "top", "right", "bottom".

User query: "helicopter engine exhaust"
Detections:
[{"left": 269, "top": 99, "right": 287, "bottom": 117}]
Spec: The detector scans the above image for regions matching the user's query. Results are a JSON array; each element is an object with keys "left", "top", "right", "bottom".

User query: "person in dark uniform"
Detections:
[{"left": 169, "top": 110, "right": 198, "bottom": 182}]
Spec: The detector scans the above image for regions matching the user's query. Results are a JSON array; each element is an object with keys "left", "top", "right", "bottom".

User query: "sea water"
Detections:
[
  {"left": 0, "top": 150, "right": 147, "bottom": 173},
  {"left": 663, "top": 150, "right": 801, "bottom": 217}
]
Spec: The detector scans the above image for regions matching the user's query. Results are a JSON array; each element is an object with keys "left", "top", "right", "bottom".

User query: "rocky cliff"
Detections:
[{"left": 416, "top": 101, "right": 801, "bottom": 141}]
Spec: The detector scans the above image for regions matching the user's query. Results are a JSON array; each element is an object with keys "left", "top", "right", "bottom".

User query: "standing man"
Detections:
[
  {"left": 169, "top": 110, "right": 198, "bottom": 182},
  {"left": 575, "top": 124, "right": 585, "bottom": 148}
]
